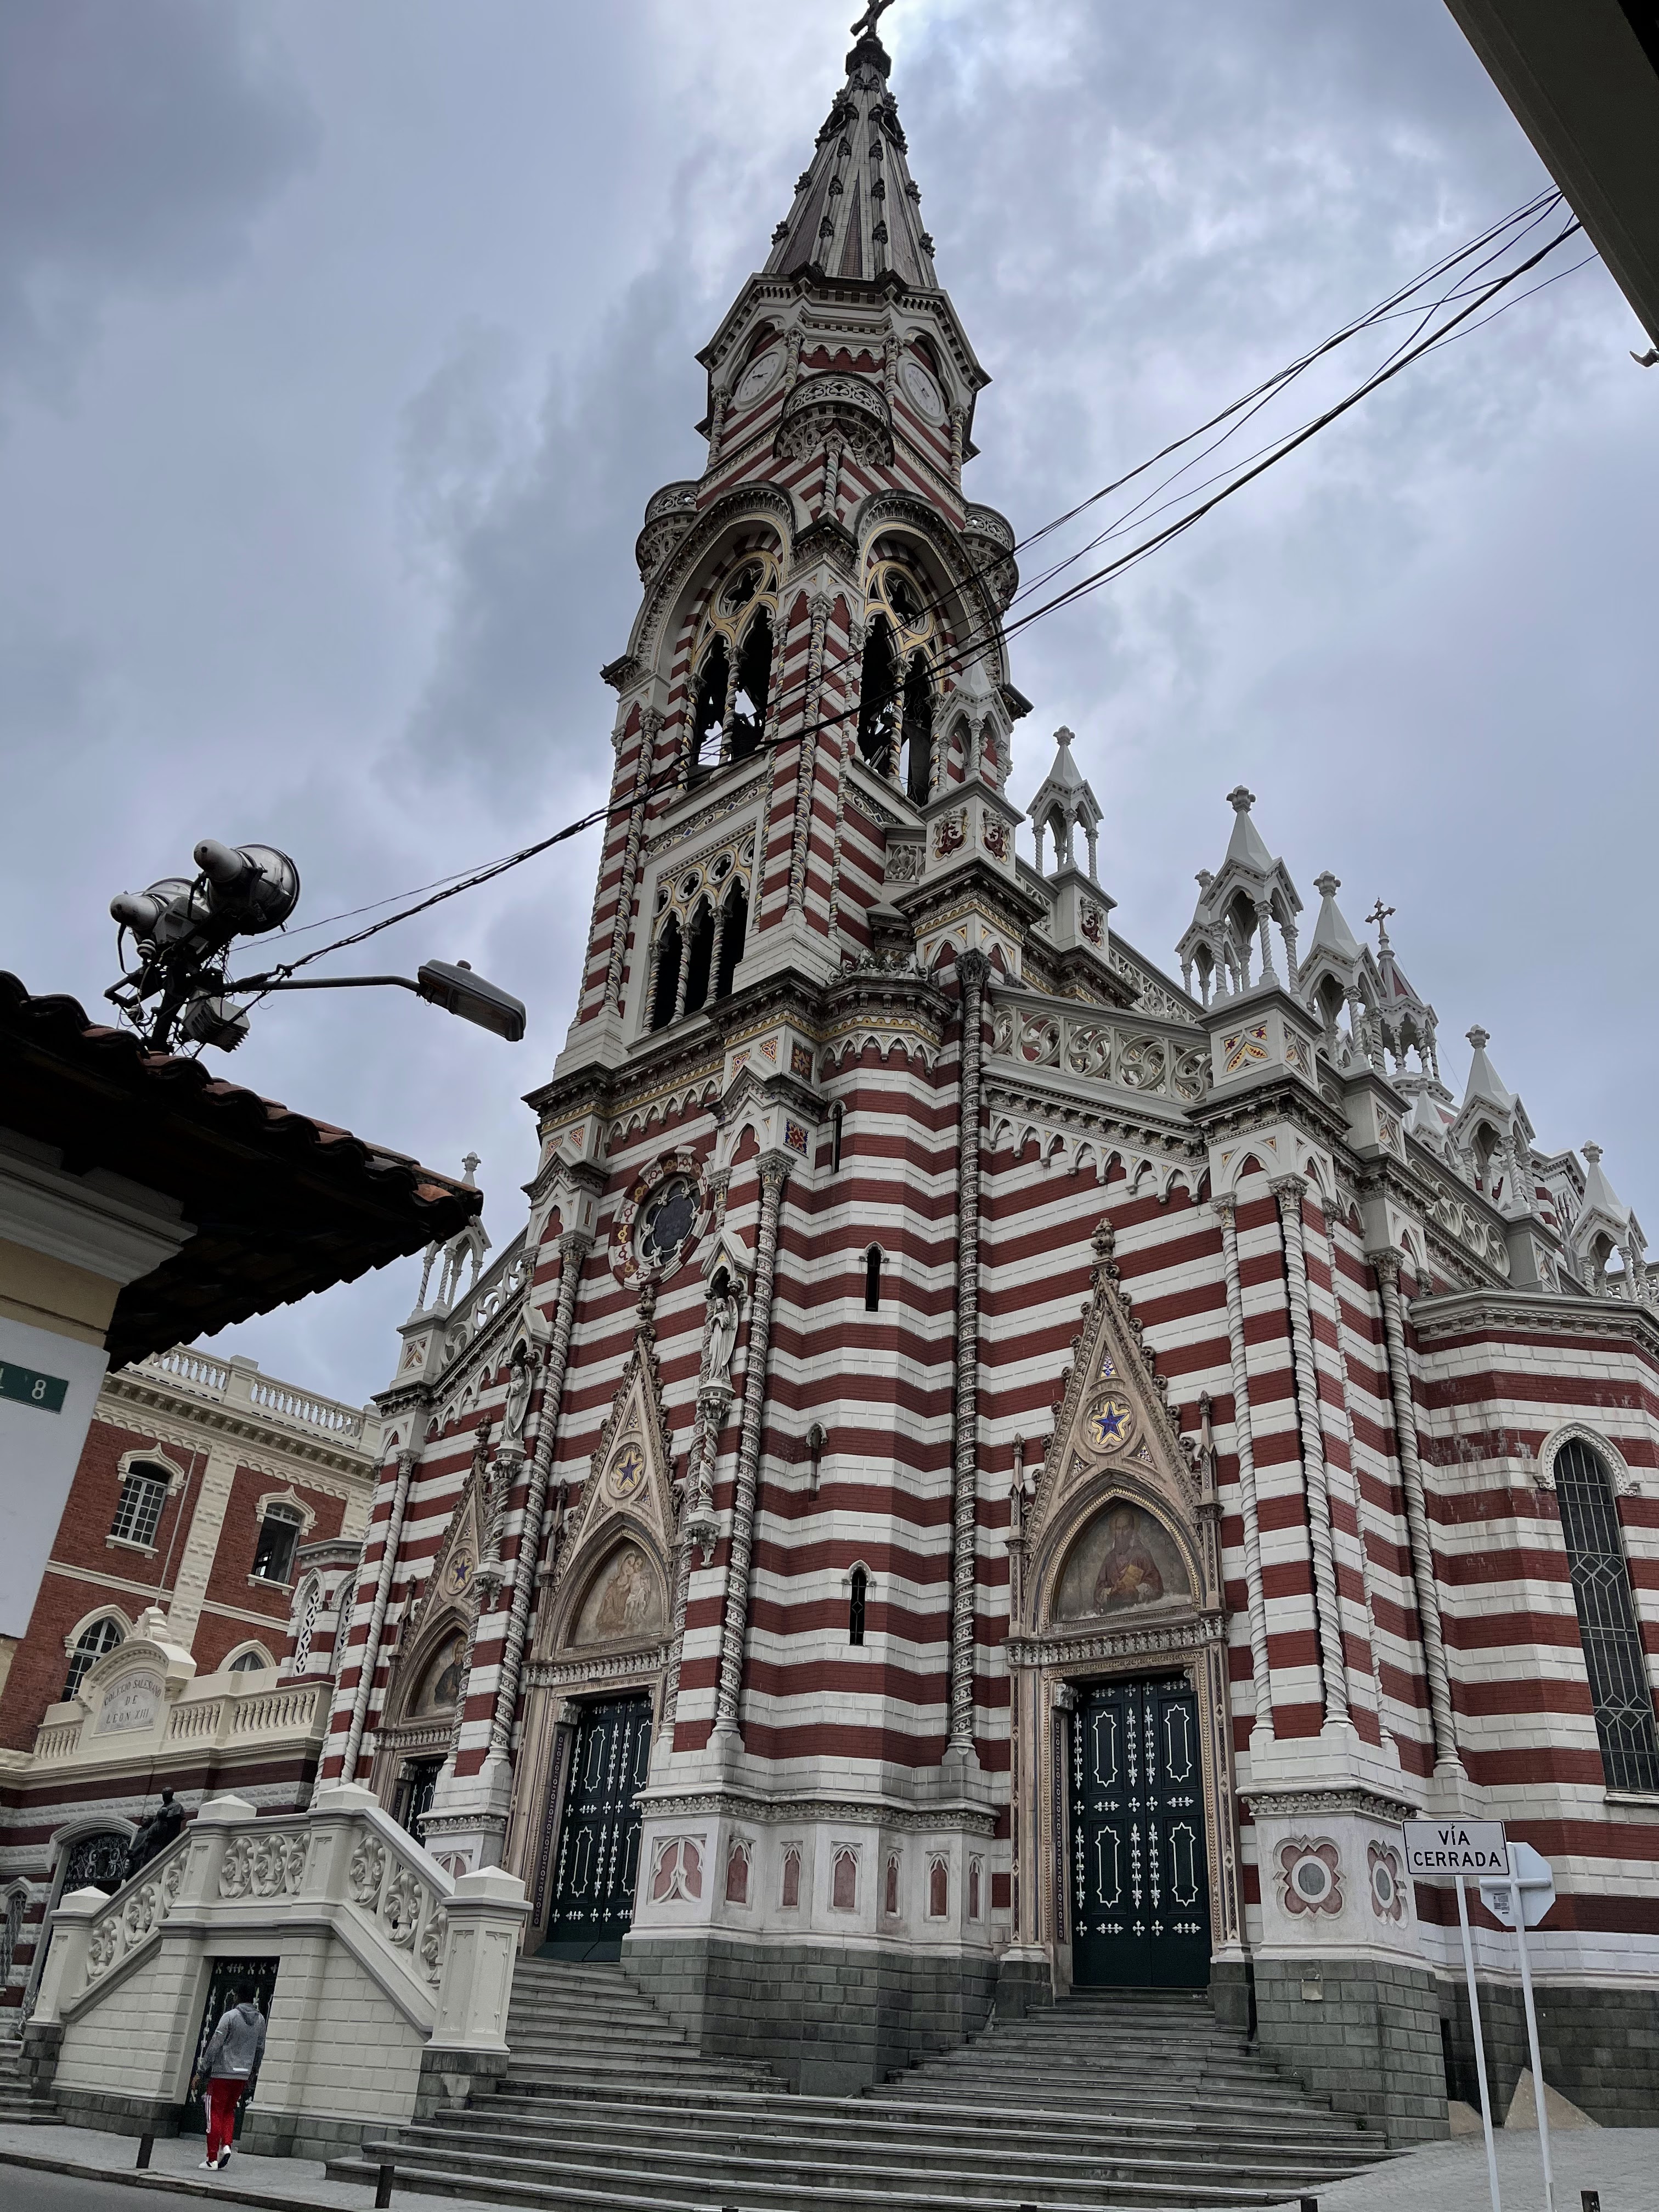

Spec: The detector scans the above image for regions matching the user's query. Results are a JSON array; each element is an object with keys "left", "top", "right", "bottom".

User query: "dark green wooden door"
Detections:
[
  {"left": 1070, "top": 1676, "right": 1210, "bottom": 1989},
  {"left": 542, "top": 1695, "right": 652, "bottom": 1960}
]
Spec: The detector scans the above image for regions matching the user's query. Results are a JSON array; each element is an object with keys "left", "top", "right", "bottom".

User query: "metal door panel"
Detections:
[{"left": 1071, "top": 1675, "right": 1210, "bottom": 1989}]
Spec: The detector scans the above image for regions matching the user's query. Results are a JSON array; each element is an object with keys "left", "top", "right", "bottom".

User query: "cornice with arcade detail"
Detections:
[
  {"left": 696, "top": 271, "right": 989, "bottom": 413},
  {"left": 820, "top": 964, "right": 950, "bottom": 1068},
  {"left": 631, "top": 1785, "right": 998, "bottom": 1837},
  {"left": 98, "top": 1372, "right": 375, "bottom": 1488},
  {"left": 1189, "top": 1068, "right": 1353, "bottom": 1158},
  {"left": 1243, "top": 1786, "right": 1418, "bottom": 1824},
  {"left": 891, "top": 857, "right": 1049, "bottom": 957},
  {"left": 1408, "top": 1284, "right": 1659, "bottom": 1360},
  {"left": 1006, "top": 1608, "right": 1227, "bottom": 1674},
  {"left": 981, "top": 1075, "right": 1205, "bottom": 1173}
]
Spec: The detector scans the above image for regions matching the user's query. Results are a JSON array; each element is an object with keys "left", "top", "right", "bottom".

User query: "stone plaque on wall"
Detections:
[{"left": 95, "top": 1668, "right": 163, "bottom": 1736}]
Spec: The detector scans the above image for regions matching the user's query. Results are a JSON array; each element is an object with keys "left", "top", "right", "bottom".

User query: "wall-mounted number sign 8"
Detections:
[{"left": 0, "top": 1363, "right": 69, "bottom": 1415}]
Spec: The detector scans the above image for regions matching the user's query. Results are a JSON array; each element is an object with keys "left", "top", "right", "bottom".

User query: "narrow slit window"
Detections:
[
  {"left": 1555, "top": 1438, "right": 1659, "bottom": 1793},
  {"left": 864, "top": 1246, "right": 882, "bottom": 1312},
  {"left": 849, "top": 1566, "right": 867, "bottom": 1647},
  {"left": 831, "top": 1102, "right": 844, "bottom": 1173}
]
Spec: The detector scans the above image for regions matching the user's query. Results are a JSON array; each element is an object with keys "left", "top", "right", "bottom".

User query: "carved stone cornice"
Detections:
[
  {"left": 1006, "top": 1609, "right": 1226, "bottom": 1673},
  {"left": 101, "top": 1371, "right": 378, "bottom": 1484},
  {"left": 1242, "top": 1786, "right": 1417, "bottom": 1824},
  {"left": 631, "top": 1787, "right": 997, "bottom": 1836},
  {"left": 1409, "top": 1285, "right": 1659, "bottom": 1356},
  {"left": 526, "top": 1641, "right": 673, "bottom": 1692}
]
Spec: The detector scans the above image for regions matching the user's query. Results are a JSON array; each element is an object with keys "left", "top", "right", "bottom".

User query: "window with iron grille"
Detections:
[
  {"left": 110, "top": 1465, "right": 168, "bottom": 1548},
  {"left": 1555, "top": 1438, "right": 1659, "bottom": 1793}
]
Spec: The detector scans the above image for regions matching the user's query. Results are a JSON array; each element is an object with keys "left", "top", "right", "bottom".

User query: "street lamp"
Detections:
[{"left": 107, "top": 840, "right": 525, "bottom": 1052}]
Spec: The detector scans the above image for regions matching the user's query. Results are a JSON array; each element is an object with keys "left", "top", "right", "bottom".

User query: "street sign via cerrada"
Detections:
[{"left": 1401, "top": 1820, "right": 1508, "bottom": 1878}]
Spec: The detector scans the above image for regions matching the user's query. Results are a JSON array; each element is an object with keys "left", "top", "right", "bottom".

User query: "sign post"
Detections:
[
  {"left": 1481, "top": 1842, "right": 1559, "bottom": 2212},
  {"left": 1403, "top": 1821, "right": 1508, "bottom": 2212}
]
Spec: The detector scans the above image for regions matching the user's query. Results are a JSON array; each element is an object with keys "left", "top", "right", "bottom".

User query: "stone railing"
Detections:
[
  {"left": 438, "top": 1233, "right": 529, "bottom": 1368},
  {"left": 989, "top": 997, "right": 1210, "bottom": 1105},
  {"left": 125, "top": 1347, "right": 376, "bottom": 1447},
  {"left": 32, "top": 1675, "right": 328, "bottom": 1768},
  {"left": 30, "top": 1786, "right": 529, "bottom": 2149}
]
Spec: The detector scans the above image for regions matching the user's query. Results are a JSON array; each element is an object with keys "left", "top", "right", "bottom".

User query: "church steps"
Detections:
[
  {"left": 487, "top": 2084, "right": 1372, "bottom": 2149},
  {"left": 418, "top": 2106, "right": 1379, "bottom": 2180}
]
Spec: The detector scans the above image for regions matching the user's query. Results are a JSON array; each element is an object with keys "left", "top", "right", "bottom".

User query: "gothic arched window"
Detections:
[
  {"left": 682, "top": 900, "right": 715, "bottom": 1015},
  {"left": 714, "top": 883, "right": 748, "bottom": 1001},
  {"left": 1555, "top": 1438, "right": 1659, "bottom": 1792},
  {"left": 690, "top": 637, "right": 731, "bottom": 773},
  {"left": 901, "top": 651, "right": 933, "bottom": 804},
  {"left": 857, "top": 615, "right": 900, "bottom": 771},
  {"left": 864, "top": 1246, "right": 883, "bottom": 1312},
  {"left": 729, "top": 610, "right": 773, "bottom": 763},
  {"left": 650, "top": 913, "right": 683, "bottom": 1031}
]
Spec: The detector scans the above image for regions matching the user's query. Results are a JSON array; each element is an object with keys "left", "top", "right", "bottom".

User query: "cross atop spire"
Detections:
[{"left": 764, "top": 8, "right": 938, "bottom": 289}]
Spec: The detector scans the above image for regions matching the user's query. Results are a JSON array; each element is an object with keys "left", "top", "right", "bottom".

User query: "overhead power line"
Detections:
[{"left": 253, "top": 190, "right": 1585, "bottom": 992}]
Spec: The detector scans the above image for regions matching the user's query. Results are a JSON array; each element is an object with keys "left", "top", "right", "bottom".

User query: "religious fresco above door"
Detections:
[
  {"left": 573, "top": 1542, "right": 664, "bottom": 1646},
  {"left": 1053, "top": 1502, "right": 1190, "bottom": 1622}
]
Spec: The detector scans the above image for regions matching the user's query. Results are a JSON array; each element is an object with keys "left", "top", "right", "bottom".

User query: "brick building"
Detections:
[
  {"left": 315, "top": 18, "right": 1657, "bottom": 2137},
  {"left": 0, "top": 1346, "right": 375, "bottom": 2022}
]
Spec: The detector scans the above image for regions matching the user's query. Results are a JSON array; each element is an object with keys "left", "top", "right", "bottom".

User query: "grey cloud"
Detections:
[{"left": 0, "top": 0, "right": 316, "bottom": 398}]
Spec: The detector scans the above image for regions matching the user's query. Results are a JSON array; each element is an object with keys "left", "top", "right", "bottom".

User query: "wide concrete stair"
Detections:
[
  {"left": 329, "top": 1965, "right": 1393, "bottom": 2211},
  {"left": 0, "top": 2036, "right": 57, "bottom": 2124}
]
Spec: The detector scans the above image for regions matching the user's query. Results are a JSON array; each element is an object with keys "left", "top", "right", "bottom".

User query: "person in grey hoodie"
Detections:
[{"left": 191, "top": 1984, "right": 267, "bottom": 2169}]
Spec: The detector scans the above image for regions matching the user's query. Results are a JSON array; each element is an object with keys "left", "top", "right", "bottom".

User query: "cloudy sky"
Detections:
[{"left": 3, "top": 0, "right": 1652, "bottom": 1409}]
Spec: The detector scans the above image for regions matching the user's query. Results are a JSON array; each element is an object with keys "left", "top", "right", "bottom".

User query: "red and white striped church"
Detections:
[{"left": 321, "top": 15, "right": 1658, "bottom": 2129}]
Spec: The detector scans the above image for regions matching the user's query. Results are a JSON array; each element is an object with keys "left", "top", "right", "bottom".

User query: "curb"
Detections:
[{"left": 0, "top": 2143, "right": 346, "bottom": 2210}]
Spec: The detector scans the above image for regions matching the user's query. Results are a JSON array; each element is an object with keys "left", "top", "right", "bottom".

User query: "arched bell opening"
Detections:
[
  {"left": 900, "top": 651, "right": 934, "bottom": 805},
  {"left": 857, "top": 614, "right": 900, "bottom": 772},
  {"left": 727, "top": 608, "right": 774, "bottom": 764},
  {"left": 650, "top": 912, "right": 684, "bottom": 1031},
  {"left": 690, "top": 636, "right": 731, "bottom": 776},
  {"left": 715, "top": 881, "right": 748, "bottom": 1000},
  {"left": 682, "top": 899, "right": 715, "bottom": 1016}
]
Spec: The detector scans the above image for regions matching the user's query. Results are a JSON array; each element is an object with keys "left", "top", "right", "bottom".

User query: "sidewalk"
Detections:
[
  {"left": 1259, "top": 2126, "right": 1659, "bottom": 2212},
  {"left": 0, "top": 2120, "right": 501, "bottom": 2212}
]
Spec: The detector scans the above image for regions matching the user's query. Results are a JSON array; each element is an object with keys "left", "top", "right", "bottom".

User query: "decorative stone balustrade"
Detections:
[
  {"left": 31, "top": 1673, "right": 328, "bottom": 1768},
  {"left": 989, "top": 997, "right": 1210, "bottom": 1106},
  {"left": 126, "top": 1345, "right": 376, "bottom": 1446},
  {"left": 28, "top": 1785, "right": 528, "bottom": 2154}
]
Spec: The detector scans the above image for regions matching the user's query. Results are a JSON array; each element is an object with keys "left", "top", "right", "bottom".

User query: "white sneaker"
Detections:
[
  {"left": 217, "top": 2149, "right": 232, "bottom": 2169},
  {"left": 199, "top": 2158, "right": 217, "bottom": 2169}
]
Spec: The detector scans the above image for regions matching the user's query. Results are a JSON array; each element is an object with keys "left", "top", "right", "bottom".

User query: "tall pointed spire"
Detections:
[{"left": 765, "top": 11, "right": 939, "bottom": 290}]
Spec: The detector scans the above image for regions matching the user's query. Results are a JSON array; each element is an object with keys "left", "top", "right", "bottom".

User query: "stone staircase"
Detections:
[
  {"left": 0, "top": 2035, "right": 57, "bottom": 2124},
  {"left": 328, "top": 1963, "right": 1394, "bottom": 2210}
]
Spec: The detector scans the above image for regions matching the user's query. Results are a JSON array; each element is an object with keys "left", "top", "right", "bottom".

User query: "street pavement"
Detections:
[{"left": 2, "top": 2114, "right": 1655, "bottom": 2210}]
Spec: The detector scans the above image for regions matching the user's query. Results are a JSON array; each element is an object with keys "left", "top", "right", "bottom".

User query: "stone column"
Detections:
[
  {"left": 1273, "top": 1176, "right": 1351, "bottom": 1735},
  {"left": 485, "top": 1228, "right": 591, "bottom": 1764},
  {"left": 946, "top": 951, "right": 989, "bottom": 1767},
  {"left": 1216, "top": 1195, "right": 1273, "bottom": 1744},
  {"left": 710, "top": 1152, "right": 791, "bottom": 1746},
  {"left": 787, "top": 594, "right": 833, "bottom": 910},
  {"left": 340, "top": 1446, "right": 418, "bottom": 1784},
  {"left": 1318, "top": 1206, "right": 1391, "bottom": 1745},
  {"left": 603, "top": 711, "right": 661, "bottom": 1014},
  {"left": 1373, "top": 1250, "right": 1464, "bottom": 1778}
]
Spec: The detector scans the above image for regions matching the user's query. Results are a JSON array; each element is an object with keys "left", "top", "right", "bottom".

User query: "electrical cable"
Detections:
[{"left": 162, "top": 190, "right": 1587, "bottom": 1019}]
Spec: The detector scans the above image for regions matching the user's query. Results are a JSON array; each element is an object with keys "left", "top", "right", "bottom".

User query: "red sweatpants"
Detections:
[{"left": 205, "top": 2076, "right": 243, "bottom": 2161}]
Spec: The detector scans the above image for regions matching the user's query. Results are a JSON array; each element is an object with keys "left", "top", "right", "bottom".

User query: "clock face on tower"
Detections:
[
  {"left": 735, "top": 348, "right": 781, "bottom": 407},
  {"left": 901, "top": 356, "right": 945, "bottom": 425}
]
